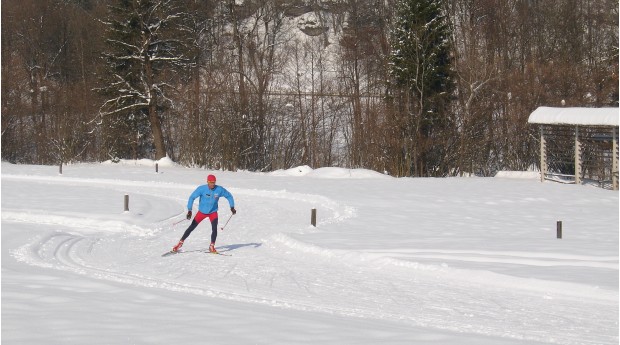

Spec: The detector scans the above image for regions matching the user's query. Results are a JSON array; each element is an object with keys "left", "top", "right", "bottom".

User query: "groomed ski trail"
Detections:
[{"left": 4, "top": 174, "right": 618, "bottom": 345}]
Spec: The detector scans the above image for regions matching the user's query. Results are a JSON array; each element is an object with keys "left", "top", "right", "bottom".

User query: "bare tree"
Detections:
[
  {"left": 97, "top": 0, "right": 194, "bottom": 160},
  {"left": 1, "top": 0, "right": 105, "bottom": 164}
]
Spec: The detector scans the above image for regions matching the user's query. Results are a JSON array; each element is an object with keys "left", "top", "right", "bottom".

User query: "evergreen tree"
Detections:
[
  {"left": 98, "top": 0, "right": 193, "bottom": 160},
  {"left": 389, "top": 0, "right": 454, "bottom": 176}
]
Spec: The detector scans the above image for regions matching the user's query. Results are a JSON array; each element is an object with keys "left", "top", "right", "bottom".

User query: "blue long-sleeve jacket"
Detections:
[{"left": 187, "top": 184, "right": 235, "bottom": 214}]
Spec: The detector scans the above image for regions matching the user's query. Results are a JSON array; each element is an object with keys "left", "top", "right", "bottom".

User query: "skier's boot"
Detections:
[
  {"left": 172, "top": 240, "right": 184, "bottom": 253},
  {"left": 209, "top": 242, "right": 217, "bottom": 254}
]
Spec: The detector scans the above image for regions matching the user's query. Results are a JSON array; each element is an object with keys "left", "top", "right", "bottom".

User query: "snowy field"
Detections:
[{"left": 1, "top": 160, "right": 618, "bottom": 344}]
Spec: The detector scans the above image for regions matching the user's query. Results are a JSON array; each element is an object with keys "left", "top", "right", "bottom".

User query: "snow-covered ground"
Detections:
[{"left": 2, "top": 160, "right": 618, "bottom": 344}]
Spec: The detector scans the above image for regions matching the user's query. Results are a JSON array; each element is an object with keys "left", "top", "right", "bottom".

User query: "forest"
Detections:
[{"left": 1, "top": 0, "right": 618, "bottom": 176}]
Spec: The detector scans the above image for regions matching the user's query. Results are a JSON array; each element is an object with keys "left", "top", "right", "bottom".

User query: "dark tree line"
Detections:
[{"left": 2, "top": 0, "right": 617, "bottom": 176}]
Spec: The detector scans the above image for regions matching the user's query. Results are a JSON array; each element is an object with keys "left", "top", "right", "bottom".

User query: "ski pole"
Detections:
[
  {"left": 172, "top": 218, "right": 186, "bottom": 227},
  {"left": 220, "top": 213, "right": 234, "bottom": 231}
]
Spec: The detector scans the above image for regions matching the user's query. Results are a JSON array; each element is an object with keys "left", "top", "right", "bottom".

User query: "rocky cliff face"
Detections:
[{"left": 234, "top": 0, "right": 351, "bottom": 39}]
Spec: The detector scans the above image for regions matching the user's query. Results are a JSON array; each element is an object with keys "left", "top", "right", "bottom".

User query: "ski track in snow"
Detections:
[
  {"left": 362, "top": 249, "right": 619, "bottom": 269},
  {"left": 3, "top": 173, "right": 618, "bottom": 345}
]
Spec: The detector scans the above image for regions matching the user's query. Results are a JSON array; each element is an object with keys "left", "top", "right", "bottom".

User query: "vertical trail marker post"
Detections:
[{"left": 311, "top": 208, "right": 317, "bottom": 227}]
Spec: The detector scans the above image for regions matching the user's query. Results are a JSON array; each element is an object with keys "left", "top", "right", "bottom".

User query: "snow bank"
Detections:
[
  {"left": 1, "top": 211, "right": 154, "bottom": 236},
  {"left": 101, "top": 156, "right": 179, "bottom": 167},
  {"left": 269, "top": 165, "right": 314, "bottom": 176},
  {"left": 269, "top": 165, "right": 390, "bottom": 179},
  {"left": 495, "top": 171, "right": 540, "bottom": 179},
  {"left": 308, "top": 167, "right": 390, "bottom": 179}
]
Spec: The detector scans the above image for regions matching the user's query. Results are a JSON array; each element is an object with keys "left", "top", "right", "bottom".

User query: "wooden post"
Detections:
[
  {"left": 311, "top": 208, "right": 317, "bottom": 227},
  {"left": 557, "top": 221, "right": 562, "bottom": 239},
  {"left": 124, "top": 194, "right": 129, "bottom": 212},
  {"left": 155, "top": 163, "right": 159, "bottom": 173},
  {"left": 574, "top": 126, "right": 581, "bottom": 185},
  {"left": 540, "top": 127, "right": 546, "bottom": 182},
  {"left": 613, "top": 128, "right": 618, "bottom": 191}
]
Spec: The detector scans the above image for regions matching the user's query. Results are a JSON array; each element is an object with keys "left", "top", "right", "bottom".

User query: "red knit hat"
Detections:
[{"left": 207, "top": 174, "right": 216, "bottom": 182}]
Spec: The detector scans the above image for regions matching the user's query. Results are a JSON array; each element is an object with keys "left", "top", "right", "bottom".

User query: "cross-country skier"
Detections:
[{"left": 171, "top": 174, "right": 236, "bottom": 253}]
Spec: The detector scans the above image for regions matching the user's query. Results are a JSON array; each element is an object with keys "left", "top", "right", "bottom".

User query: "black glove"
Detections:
[
  {"left": 186, "top": 211, "right": 192, "bottom": 220},
  {"left": 231, "top": 207, "right": 237, "bottom": 215}
]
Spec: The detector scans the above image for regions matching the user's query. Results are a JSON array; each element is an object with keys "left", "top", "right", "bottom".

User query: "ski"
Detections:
[
  {"left": 210, "top": 251, "right": 231, "bottom": 256},
  {"left": 162, "top": 249, "right": 231, "bottom": 257}
]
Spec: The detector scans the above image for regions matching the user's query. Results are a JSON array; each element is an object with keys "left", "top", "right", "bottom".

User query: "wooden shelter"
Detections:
[{"left": 528, "top": 107, "right": 619, "bottom": 190}]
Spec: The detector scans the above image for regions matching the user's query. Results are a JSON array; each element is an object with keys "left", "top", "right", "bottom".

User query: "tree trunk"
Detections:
[
  {"left": 148, "top": 96, "right": 167, "bottom": 160},
  {"left": 145, "top": 57, "right": 166, "bottom": 160}
]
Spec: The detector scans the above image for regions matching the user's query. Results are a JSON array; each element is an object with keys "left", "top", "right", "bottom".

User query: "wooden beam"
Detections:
[
  {"left": 540, "top": 127, "right": 546, "bottom": 182},
  {"left": 575, "top": 126, "right": 581, "bottom": 185},
  {"left": 613, "top": 128, "right": 618, "bottom": 190}
]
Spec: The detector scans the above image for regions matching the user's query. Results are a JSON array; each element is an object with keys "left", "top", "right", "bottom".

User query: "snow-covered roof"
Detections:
[{"left": 528, "top": 107, "right": 619, "bottom": 126}]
